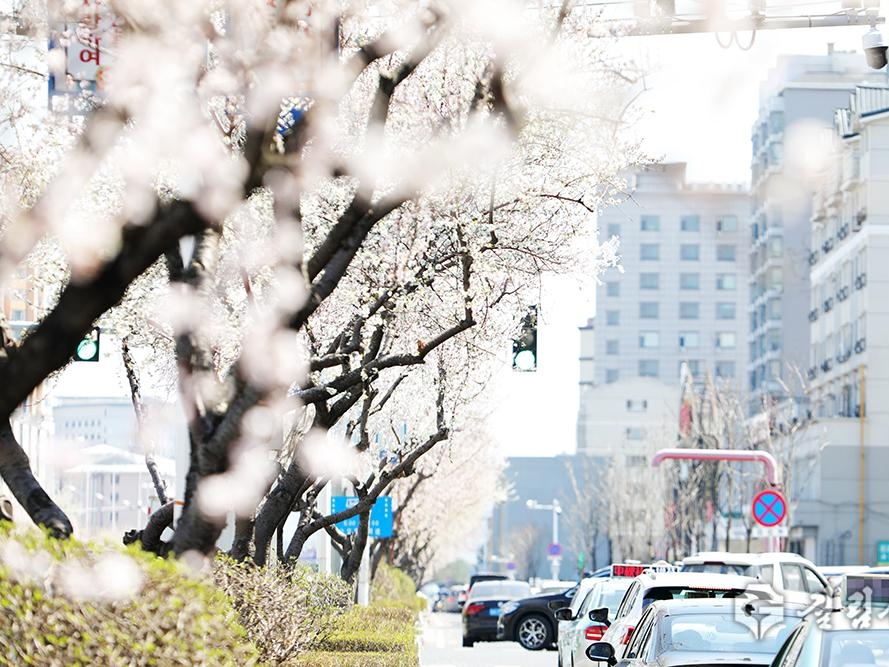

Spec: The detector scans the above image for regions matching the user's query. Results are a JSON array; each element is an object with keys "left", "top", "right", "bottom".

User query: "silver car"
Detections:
[
  {"left": 587, "top": 598, "right": 805, "bottom": 667},
  {"left": 557, "top": 578, "right": 634, "bottom": 667}
]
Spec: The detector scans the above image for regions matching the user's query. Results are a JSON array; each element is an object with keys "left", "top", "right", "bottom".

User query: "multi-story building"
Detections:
[
  {"left": 747, "top": 50, "right": 886, "bottom": 412},
  {"left": 592, "top": 163, "right": 749, "bottom": 389},
  {"left": 783, "top": 84, "right": 889, "bottom": 566}
]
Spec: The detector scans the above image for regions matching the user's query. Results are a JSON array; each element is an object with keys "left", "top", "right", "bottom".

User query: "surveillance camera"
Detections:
[{"left": 863, "top": 28, "right": 888, "bottom": 70}]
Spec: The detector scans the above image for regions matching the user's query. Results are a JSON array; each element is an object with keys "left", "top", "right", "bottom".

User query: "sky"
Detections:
[{"left": 489, "top": 13, "right": 882, "bottom": 458}]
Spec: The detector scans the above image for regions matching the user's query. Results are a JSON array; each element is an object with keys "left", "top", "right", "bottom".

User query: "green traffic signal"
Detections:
[
  {"left": 74, "top": 327, "right": 101, "bottom": 362},
  {"left": 511, "top": 306, "right": 538, "bottom": 372}
]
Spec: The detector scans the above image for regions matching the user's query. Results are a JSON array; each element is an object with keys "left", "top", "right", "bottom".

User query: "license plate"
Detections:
[{"left": 489, "top": 608, "right": 501, "bottom": 616}]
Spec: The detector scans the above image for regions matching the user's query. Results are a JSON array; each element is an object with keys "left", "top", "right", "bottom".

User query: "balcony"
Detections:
[
  {"left": 808, "top": 250, "right": 819, "bottom": 266},
  {"left": 807, "top": 366, "right": 818, "bottom": 380},
  {"left": 854, "top": 209, "right": 867, "bottom": 231},
  {"left": 855, "top": 337, "right": 867, "bottom": 354},
  {"left": 823, "top": 297, "right": 834, "bottom": 313},
  {"left": 855, "top": 273, "right": 868, "bottom": 290},
  {"left": 837, "top": 286, "right": 850, "bottom": 302},
  {"left": 808, "top": 309, "right": 819, "bottom": 322},
  {"left": 836, "top": 350, "right": 852, "bottom": 364},
  {"left": 837, "top": 223, "right": 850, "bottom": 240},
  {"left": 822, "top": 237, "right": 835, "bottom": 254},
  {"left": 821, "top": 359, "right": 833, "bottom": 373}
]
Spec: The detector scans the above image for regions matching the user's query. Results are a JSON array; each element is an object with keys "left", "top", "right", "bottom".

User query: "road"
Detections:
[{"left": 419, "top": 611, "right": 557, "bottom": 667}]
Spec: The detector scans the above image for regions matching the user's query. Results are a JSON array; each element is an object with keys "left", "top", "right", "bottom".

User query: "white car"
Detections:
[
  {"left": 557, "top": 577, "right": 633, "bottom": 667},
  {"left": 680, "top": 551, "right": 830, "bottom": 606},
  {"left": 592, "top": 571, "right": 763, "bottom": 662}
]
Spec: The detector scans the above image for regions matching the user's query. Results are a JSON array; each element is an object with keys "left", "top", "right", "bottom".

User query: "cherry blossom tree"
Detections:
[{"left": 0, "top": 0, "right": 641, "bottom": 569}]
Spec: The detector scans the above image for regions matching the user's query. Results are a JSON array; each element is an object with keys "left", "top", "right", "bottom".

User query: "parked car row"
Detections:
[{"left": 423, "top": 550, "right": 889, "bottom": 665}]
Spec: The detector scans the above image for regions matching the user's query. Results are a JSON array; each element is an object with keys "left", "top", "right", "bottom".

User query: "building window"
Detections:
[
  {"left": 681, "top": 215, "right": 700, "bottom": 232},
  {"left": 640, "top": 215, "right": 660, "bottom": 231},
  {"left": 717, "top": 215, "right": 739, "bottom": 233},
  {"left": 627, "top": 455, "right": 647, "bottom": 466},
  {"left": 715, "top": 361, "right": 736, "bottom": 378},
  {"left": 626, "top": 428, "right": 646, "bottom": 441},
  {"left": 716, "top": 274, "right": 736, "bottom": 290},
  {"left": 606, "top": 310, "right": 620, "bottom": 326},
  {"left": 10, "top": 309, "right": 25, "bottom": 321},
  {"left": 606, "top": 282, "right": 620, "bottom": 297},
  {"left": 605, "top": 369, "right": 619, "bottom": 384},
  {"left": 716, "top": 302, "right": 736, "bottom": 319},
  {"left": 640, "top": 302, "right": 659, "bottom": 319},
  {"left": 639, "top": 332, "right": 659, "bottom": 348},
  {"left": 626, "top": 400, "right": 648, "bottom": 412},
  {"left": 606, "top": 340, "right": 619, "bottom": 355},
  {"left": 640, "top": 244, "right": 660, "bottom": 261},
  {"left": 639, "top": 273, "right": 659, "bottom": 290},
  {"left": 606, "top": 223, "right": 621, "bottom": 238},
  {"left": 715, "top": 332, "right": 737, "bottom": 348},
  {"left": 717, "top": 245, "right": 736, "bottom": 261},
  {"left": 680, "top": 302, "right": 700, "bottom": 319},
  {"left": 639, "top": 360, "right": 659, "bottom": 377},
  {"left": 680, "top": 244, "right": 700, "bottom": 261},
  {"left": 680, "top": 273, "right": 700, "bottom": 290},
  {"left": 681, "top": 360, "right": 703, "bottom": 377},
  {"left": 679, "top": 331, "right": 699, "bottom": 348}
]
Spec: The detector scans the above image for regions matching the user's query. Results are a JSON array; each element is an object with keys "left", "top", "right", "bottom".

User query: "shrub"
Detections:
[
  {"left": 0, "top": 525, "right": 258, "bottom": 666},
  {"left": 371, "top": 563, "right": 426, "bottom": 612},
  {"left": 213, "top": 556, "right": 351, "bottom": 665}
]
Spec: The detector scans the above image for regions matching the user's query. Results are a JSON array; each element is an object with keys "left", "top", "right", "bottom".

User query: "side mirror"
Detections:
[
  {"left": 554, "top": 607, "right": 574, "bottom": 621},
  {"left": 589, "top": 607, "right": 611, "bottom": 626},
  {"left": 548, "top": 600, "right": 565, "bottom": 611},
  {"left": 587, "top": 641, "right": 617, "bottom": 666}
]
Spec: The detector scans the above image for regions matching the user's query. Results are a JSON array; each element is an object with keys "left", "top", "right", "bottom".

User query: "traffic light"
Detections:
[
  {"left": 74, "top": 326, "right": 101, "bottom": 362},
  {"left": 512, "top": 306, "right": 537, "bottom": 372}
]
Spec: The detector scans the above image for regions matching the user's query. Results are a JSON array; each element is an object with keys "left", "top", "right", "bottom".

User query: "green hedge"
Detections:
[
  {"left": 291, "top": 565, "right": 421, "bottom": 667},
  {"left": 0, "top": 526, "right": 258, "bottom": 666}
]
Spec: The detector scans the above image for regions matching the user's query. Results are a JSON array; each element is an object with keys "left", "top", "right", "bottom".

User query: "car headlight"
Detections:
[{"left": 500, "top": 602, "right": 519, "bottom": 616}]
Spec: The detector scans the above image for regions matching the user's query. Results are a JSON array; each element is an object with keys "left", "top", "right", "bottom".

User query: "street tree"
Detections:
[{"left": 0, "top": 0, "right": 641, "bottom": 572}]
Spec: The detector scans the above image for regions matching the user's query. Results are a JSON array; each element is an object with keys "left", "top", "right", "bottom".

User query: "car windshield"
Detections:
[
  {"left": 682, "top": 563, "right": 750, "bottom": 575},
  {"left": 468, "top": 581, "right": 531, "bottom": 601},
  {"left": 660, "top": 612, "right": 802, "bottom": 655},
  {"left": 822, "top": 630, "right": 889, "bottom": 667},
  {"left": 585, "top": 580, "right": 634, "bottom": 616},
  {"left": 642, "top": 586, "right": 746, "bottom": 611}
]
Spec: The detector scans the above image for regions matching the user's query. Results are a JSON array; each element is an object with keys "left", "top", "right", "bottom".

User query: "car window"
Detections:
[
  {"left": 772, "top": 623, "right": 810, "bottom": 667},
  {"left": 575, "top": 589, "right": 596, "bottom": 615},
  {"left": 616, "top": 582, "right": 639, "bottom": 619},
  {"left": 626, "top": 608, "right": 655, "bottom": 659},
  {"left": 802, "top": 567, "right": 827, "bottom": 595},
  {"left": 759, "top": 564, "right": 775, "bottom": 586},
  {"left": 781, "top": 564, "right": 806, "bottom": 592}
]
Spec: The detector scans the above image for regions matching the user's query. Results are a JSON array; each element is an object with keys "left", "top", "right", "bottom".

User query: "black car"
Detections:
[
  {"left": 462, "top": 580, "right": 533, "bottom": 647},
  {"left": 496, "top": 583, "right": 579, "bottom": 650}
]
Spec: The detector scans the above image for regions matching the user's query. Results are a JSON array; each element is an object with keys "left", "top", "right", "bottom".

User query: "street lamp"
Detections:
[{"left": 526, "top": 498, "right": 562, "bottom": 580}]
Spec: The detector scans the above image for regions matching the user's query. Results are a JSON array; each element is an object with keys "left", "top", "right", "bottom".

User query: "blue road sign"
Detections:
[
  {"left": 547, "top": 542, "right": 562, "bottom": 557},
  {"left": 331, "top": 495, "right": 393, "bottom": 538},
  {"left": 877, "top": 540, "right": 889, "bottom": 566},
  {"left": 752, "top": 489, "right": 787, "bottom": 528}
]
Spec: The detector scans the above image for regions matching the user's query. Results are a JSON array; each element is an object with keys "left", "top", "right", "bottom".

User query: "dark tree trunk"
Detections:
[
  {"left": 341, "top": 509, "right": 370, "bottom": 584},
  {"left": 0, "top": 421, "right": 72, "bottom": 538},
  {"left": 253, "top": 461, "right": 310, "bottom": 565}
]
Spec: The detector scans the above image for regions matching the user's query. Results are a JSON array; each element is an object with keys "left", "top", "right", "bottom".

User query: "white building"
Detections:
[
  {"left": 747, "top": 49, "right": 887, "bottom": 412},
  {"left": 592, "top": 163, "right": 749, "bottom": 389},
  {"left": 55, "top": 443, "right": 175, "bottom": 539},
  {"left": 785, "top": 84, "right": 889, "bottom": 566}
]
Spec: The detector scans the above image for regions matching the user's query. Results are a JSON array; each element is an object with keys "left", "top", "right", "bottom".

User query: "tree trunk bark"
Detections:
[
  {"left": 0, "top": 421, "right": 72, "bottom": 538},
  {"left": 230, "top": 515, "right": 254, "bottom": 561},
  {"left": 253, "top": 461, "right": 309, "bottom": 565},
  {"left": 341, "top": 510, "right": 370, "bottom": 584},
  {"left": 139, "top": 501, "right": 174, "bottom": 555}
]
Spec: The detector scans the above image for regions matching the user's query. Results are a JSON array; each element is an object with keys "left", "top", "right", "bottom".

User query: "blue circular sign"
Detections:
[
  {"left": 752, "top": 489, "right": 787, "bottom": 527},
  {"left": 547, "top": 542, "right": 562, "bottom": 557}
]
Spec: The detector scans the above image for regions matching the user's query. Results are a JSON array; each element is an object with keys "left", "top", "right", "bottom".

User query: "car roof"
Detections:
[
  {"left": 635, "top": 571, "right": 757, "bottom": 589},
  {"left": 646, "top": 598, "right": 806, "bottom": 617},
  {"left": 682, "top": 551, "right": 814, "bottom": 566}
]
